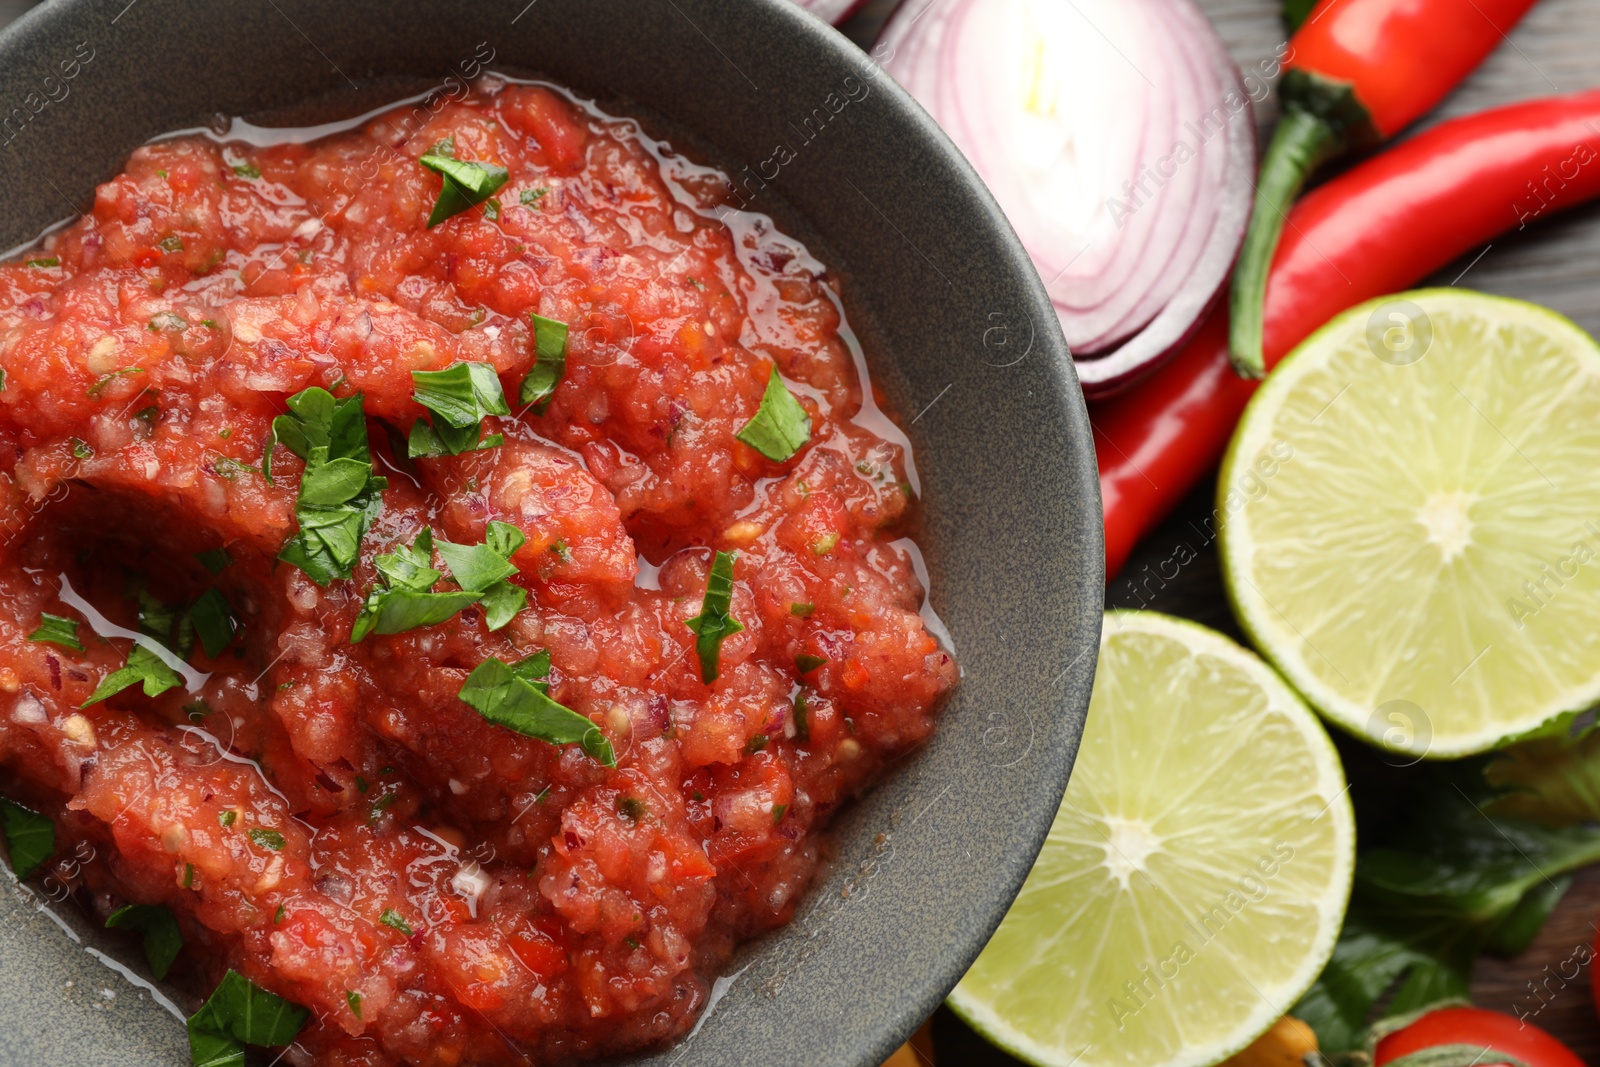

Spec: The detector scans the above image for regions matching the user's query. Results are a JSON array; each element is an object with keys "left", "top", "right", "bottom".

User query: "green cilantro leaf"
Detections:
[
  {"left": 407, "top": 362, "right": 508, "bottom": 457},
  {"left": 106, "top": 903, "right": 184, "bottom": 979},
  {"left": 419, "top": 154, "right": 509, "bottom": 228},
  {"left": 477, "top": 580, "right": 528, "bottom": 631},
  {"left": 685, "top": 550, "right": 744, "bottom": 684},
  {"left": 735, "top": 369, "right": 811, "bottom": 462},
  {"left": 378, "top": 909, "right": 414, "bottom": 936},
  {"left": 352, "top": 587, "right": 480, "bottom": 642},
  {"left": 196, "top": 548, "right": 232, "bottom": 575},
  {"left": 82, "top": 643, "right": 183, "bottom": 706},
  {"left": 27, "top": 611, "right": 84, "bottom": 652},
  {"left": 519, "top": 314, "right": 569, "bottom": 414},
  {"left": 189, "top": 588, "right": 238, "bottom": 659},
  {"left": 0, "top": 798, "right": 55, "bottom": 879},
  {"left": 248, "top": 828, "right": 285, "bottom": 851},
  {"left": 187, "top": 969, "right": 308, "bottom": 1067},
  {"left": 460, "top": 655, "right": 615, "bottom": 767},
  {"left": 437, "top": 521, "right": 523, "bottom": 592},
  {"left": 375, "top": 528, "right": 441, "bottom": 591},
  {"left": 411, "top": 362, "right": 509, "bottom": 429},
  {"left": 272, "top": 388, "right": 386, "bottom": 585}
]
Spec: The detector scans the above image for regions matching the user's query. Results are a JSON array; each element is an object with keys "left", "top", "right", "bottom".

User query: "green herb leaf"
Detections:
[
  {"left": 771, "top": 803, "right": 787, "bottom": 824},
  {"left": 1293, "top": 767, "right": 1600, "bottom": 1053},
  {"left": 519, "top": 314, "right": 569, "bottom": 414},
  {"left": 196, "top": 548, "right": 232, "bottom": 575},
  {"left": 218, "top": 810, "right": 236, "bottom": 827},
  {"left": 247, "top": 828, "right": 285, "bottom": 852},
  {"left": 273, "top": 388, "right": 386, "bottom": 585},
  {"left": 378, "top": 909, "right": 413, "bottom": 936},
  {"left": 735, "top": 369, "right": 811, "bottom": 462},
  {"left": 419, "top": 154, "right": 510, "bottom": 228},
  {"left": 0, "top": 798, "right": 54, "bottom": 879},
  {"left": 412, "top": 362, "right": 509, "bottom": 429},
  {"left": 231, "top": 162, "right": 261, "bottom": 179},
  {"left": 1483, "top": 728, "right": 1600, "bottom": 825},
  {"left": 795, "top": 654, "right": 827, "bottom": 674},
  {"left": 437, "top": 522, "right": 523, "bottom": 593},
  {"left": 87, "top": 366, "right": 144, "bottom": 397},
  {"left": 352, "top": 587, "right": 480, "bottom": 642},
  {"left": 460, "top": 656, "right": 615, "bottom": 767},
  {"left": 346, "top": 990, "right": 362, "bottom": 1018},
  {"left": 273, "top": 904, "right": 285, "bottom": 924},
  {"left": 520, "top": 187, "right": 548, "bottom": 205},
  {"left": 28, "top": 611, "right": 84, "bottom": 652},
  {"left": 684, "top": 550, "right": 744, "bottom": 684},
  {"left": 744, "top": 733, "right": 769, "bottom": 755},
  {"left": 187, "top": 969, "right": 308, "bottom": 1067},
  {"left": 189, "top": 588, "right": 238, "bottom": 659},
  {"left": 1282, "top": 0, "right": 1318, "bottom": 31},
  {"left": 406, "top": 417, "right": 502, "bottom": 458},
  {"left": 82, "top": 642, "right": 183, "bottom": 706},
  {"left": 106, "top": 903, "right": 184, "bottom": 979},
  {"left": 789, "top": 602, "right": 815, "bottom": 617},
  {"left": 793, "top": 691, "right": 810, "bottom": 743},
  {"left": 510, "top": 649, "right": 552, "bottom": 690},
  {"left": 158, "top": 235, "right": 184, "bottom": 254},
  {"left": 483, "top": 198, "right": 501, "bottom": 222},
  {"left": 25, "top": 256, "right": 59, "bottom": 268},
  {"left": 477, "top": 580, "right": 528, "bottom": 632}
]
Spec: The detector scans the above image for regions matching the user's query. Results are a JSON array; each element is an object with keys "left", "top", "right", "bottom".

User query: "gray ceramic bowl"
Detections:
[{"left": 0, "top": 1, "right": 1102, "bottom": 1064}]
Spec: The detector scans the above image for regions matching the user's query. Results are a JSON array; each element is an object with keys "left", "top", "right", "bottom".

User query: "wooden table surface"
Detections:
[{"left": 5, "top": 0, "right": 1599, "bottom": 1061}]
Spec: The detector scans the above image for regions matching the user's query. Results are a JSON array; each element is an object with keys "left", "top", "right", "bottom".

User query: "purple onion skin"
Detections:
[
  {"left": 871, "top": 0, "right": 1254, "bottom": 400},
  {"left": 1071, "top": 8, "right": 1256, "bottom": 398},
  {"left": 792, "top": 0, "right": 872, "bottom": 26}
]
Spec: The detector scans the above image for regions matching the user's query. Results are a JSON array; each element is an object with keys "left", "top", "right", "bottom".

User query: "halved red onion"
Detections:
[
  {"left": 791, "top": 0, "right": 871, "bottom": 26},
  {"left": 877, "top": 0, "right": 1255, "bottom": 396}
]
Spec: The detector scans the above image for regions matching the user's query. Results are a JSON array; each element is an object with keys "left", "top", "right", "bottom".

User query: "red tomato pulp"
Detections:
[{"left": 0, "top": 78, "right": 955, "bottom": 1065}]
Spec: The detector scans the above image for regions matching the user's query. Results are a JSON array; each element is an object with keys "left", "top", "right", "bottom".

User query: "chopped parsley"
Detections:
[
  {"left": 378, "top": 909, "right": 413, "bottom": 936},
  {"left": 519, "top": 313, "right": 569, "bottom": 415},
  {"left": 248, "top": 828, "right": 285, "bottom": 852},
  {"left": 685, "top": 551, "right": 744, "bottom": 684},
  {"left": 81, "top": 591, "right": 185, "bottom": 706},
  {"left": 218, "top": 810, "right": 237, "bottom": 828},
  {"left": 69, "top": 438, "right": 93, "bottom": 460},
  {"left": 186, "top": 969, "right": 308, "bottom": 1067},
  {"left": 189, "top": 587, "right": 238, "bottom": 659},
  {"left": 27, "top": 611, "right": 84, "bottom": 652},
  {"left": 196, "top": 548, "right": 232, "bottom": 575},
  {"left": 794, "top": 691, "right": 810, "bottom": 743},
  {"left": 106, "top": 903, "right": 183, "bottom": 979},
  {"left": 520, "top": 186, "right": 548, "bottom": 205},
  {"left": 617, "top": 797, "right": 647, "bottom": 821},
  {"left": 735, "top": 369, "right": 811, "bottom": 462},
  {"left": 231, "top": 162, "right": 261, "bottom": 179},
  {"left": 419, "top": 153, "right": 509, "bottom": 228},
  {"left": 483, "top": 198, "right": 501, "bottom": 222},
  {"left": 0, "top": 798, "right": 54, "bottom": 879},
  {"left": 407, "top": 362, "right": 508, "bottom": 457},
  {"left": 459, "top": 653, "right": 616, "bottom": 767},
  {"left": 269, "top": 387, "right": 387, "bottom": 586},
  {"left": 24, "top": 256, "right": 58, "bottom": 268},
  {"left": 351, "top": 523, "right": 526, "bottom": 641},
  {"left": 87, "top": 366, "right": 144, "bottom": 398}
]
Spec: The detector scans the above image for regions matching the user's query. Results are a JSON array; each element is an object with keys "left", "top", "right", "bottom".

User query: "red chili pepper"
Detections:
[
  {"left": 1228, "top": 0, "right": 1539, "bottom": 375},
  {"left": 1096, "top": 90, "right": 1600, "bottom": 580},
  {"left": 1373, "top": 1006, "right": 1583, "bottom": 1067}
]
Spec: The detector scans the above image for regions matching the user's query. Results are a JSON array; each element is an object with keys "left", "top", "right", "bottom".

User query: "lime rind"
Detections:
[
  {"left": 1219, "top": 289, "right": 1600, "bottom": 759},
  {"left": 948, "top": 611, "right": 1355, "bottom": 1067}
]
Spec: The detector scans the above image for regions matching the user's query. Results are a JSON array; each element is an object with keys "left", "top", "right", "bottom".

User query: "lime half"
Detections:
[
  {"left": 950, "top": 612, "right": 1354, "bottom": 1067},
  {"left": 1220, "top": 289, "right": 1600, "bottom": 758}
]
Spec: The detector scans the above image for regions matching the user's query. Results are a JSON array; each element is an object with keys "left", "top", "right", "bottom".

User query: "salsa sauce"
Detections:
[{"left": 0, "top": 78, "right": 955, "bottom": 1064}]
